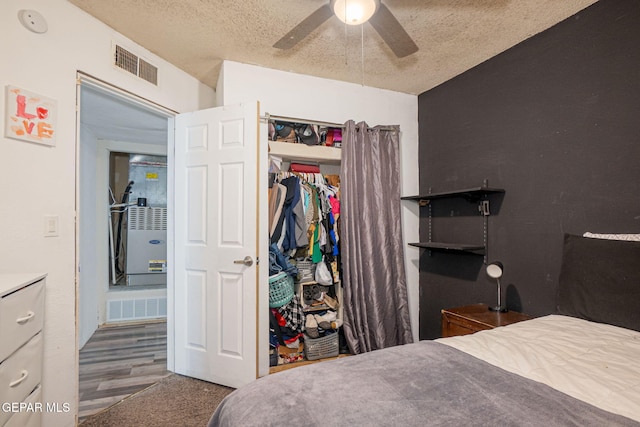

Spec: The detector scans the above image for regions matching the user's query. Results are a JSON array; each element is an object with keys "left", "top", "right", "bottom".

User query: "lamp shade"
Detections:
[
  {"left": 332, "top": 0, "right": 379, "bottom": 25},
  {"left": 486, "top": 261, "right": 507, "bottom": 312},
  {"left": 486, "top": 261, "right": 503, "bottom": 279}
]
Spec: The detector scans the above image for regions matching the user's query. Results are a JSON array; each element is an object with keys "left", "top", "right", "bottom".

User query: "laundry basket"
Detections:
[
  {"left": 269, "top": 272, "right": 295, "bottom": 308},
  {"left": 304, "top": 332, "right": 339, "bottom": 361}
]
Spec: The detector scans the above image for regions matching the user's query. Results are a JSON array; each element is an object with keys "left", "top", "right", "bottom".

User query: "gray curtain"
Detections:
[{"left": 340, "top": 120, "right": 413, "bottom": 354}]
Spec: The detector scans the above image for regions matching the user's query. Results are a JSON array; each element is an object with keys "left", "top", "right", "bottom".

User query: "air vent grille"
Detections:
[
  {"left": 113, "top": 44, "right": 158, "bottom": 85},
  {"left": 128, "top": 207, "right": 167, "bottom": 231},
  {"left": 139, "top": 59, "right": 158, "bottom": 85},
  {"left": 114, "top": 45, "right": 138, "bottom": 75},
  {"left": 107, "top": 297, "right": 167, "bottom": 322}
]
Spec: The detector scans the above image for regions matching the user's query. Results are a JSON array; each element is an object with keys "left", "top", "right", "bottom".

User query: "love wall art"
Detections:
[{"left": 5, "top": 85, "right": 57, "bottom": 146}]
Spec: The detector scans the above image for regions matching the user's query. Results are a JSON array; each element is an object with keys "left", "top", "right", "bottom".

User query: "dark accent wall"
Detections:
[{"left": 417, "top": 0, "right": 640, "bottom": 339}]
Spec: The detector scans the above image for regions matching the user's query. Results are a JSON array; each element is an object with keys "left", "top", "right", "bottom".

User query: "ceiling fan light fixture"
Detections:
[{"left": 332, "top": 0, "right": 379, "bottom": 26}]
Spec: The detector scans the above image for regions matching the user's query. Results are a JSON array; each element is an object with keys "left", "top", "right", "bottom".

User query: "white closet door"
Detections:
[{"left": 173, "top": 102, "right": 259, "bottom": 388}]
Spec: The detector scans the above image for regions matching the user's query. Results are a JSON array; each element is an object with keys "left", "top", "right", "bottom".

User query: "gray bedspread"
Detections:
[{"left": 208, "top": 341, "right": 638, "bottom": 426}]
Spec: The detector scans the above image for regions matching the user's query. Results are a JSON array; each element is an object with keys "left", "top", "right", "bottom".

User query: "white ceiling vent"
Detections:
[
  {"left": 138, "top": 58, "right": 158, "bottom": 85},
  {"left": 113, "top": 44, "right": 158, "bottom": 85}
]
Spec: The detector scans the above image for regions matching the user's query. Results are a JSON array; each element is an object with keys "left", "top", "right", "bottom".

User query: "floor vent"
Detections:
[
  {"left": 107, "top": 297, "right": 167, "bottom": 322},
  {"left": 113, "top": 44, "right": 158, "bottom": 85}
]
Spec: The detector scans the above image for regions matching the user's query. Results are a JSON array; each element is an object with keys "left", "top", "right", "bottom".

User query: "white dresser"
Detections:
[{"left": 0, "top": 273, "right": 46, "bottom": 427}]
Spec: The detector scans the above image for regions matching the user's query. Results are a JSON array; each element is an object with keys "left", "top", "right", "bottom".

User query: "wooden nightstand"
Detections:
[{"left": 441, "top": 303, "right": 531, "bottom": 338}]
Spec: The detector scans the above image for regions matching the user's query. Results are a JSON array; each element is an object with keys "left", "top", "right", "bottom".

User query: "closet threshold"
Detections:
[{"left": 269, "top": 353, "right": 352, "bottom": 374}]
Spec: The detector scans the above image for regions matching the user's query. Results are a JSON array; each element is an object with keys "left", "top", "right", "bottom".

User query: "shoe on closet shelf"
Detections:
[
  {"left": 314, "top": 311, "right": 337, "bottom": 329},
  {"left": 323, "top": 294, "right": 339, "bottom": 310},
  {"left": 305, "top": 314, "right": 319, "bottom": 338},
  {"left": 302, "top": 283, "right": 322, "bottom": 303},
  {"left": 330, "top": 318, "right": 343, "bottom": 329}
]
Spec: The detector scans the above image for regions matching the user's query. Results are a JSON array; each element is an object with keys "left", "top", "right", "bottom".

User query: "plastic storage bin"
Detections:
[{"left": 304, "top": 332, "right": 339, "bottom": 360}]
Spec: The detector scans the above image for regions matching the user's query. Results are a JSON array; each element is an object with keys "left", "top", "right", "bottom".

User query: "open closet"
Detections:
[
  {"left": 171, "top": 100, "right": 413, "bottom": 387},
  {"left": 265, "top": 116, "right": 349, "bottom": 370}
]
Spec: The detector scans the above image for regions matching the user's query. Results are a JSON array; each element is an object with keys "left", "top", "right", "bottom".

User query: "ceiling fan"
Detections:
[{"left": 273, "top": 0, "right": 419, "bottom": 58}]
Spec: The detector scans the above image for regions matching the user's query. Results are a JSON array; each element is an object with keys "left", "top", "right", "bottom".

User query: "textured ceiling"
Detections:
[{"left": 68, "top": 0, "right": 598, "bottom": 95}]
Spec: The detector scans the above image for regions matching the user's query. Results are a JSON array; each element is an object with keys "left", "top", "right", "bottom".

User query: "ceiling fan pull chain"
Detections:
[{"left": 344, "top": 14, "right": 348, "bottom": 66}]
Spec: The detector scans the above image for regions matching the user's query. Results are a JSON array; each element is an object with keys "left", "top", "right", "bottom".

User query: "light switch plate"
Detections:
[{"left": 44, "top": 215, "right": 59, "bottom": 237}]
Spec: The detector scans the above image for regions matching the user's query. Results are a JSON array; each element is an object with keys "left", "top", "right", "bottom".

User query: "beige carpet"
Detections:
[{"left": 80, "top": 374, "right": 234, "bottom": 426}]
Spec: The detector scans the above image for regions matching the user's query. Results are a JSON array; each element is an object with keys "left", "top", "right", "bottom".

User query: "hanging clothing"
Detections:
[
  {"left": 292, "top": 189, "right": 308, "bottom": 248},
  {"left": 271, "top": 176, "right": 296, "bottom": 249},
  {"left": 271, "top": 171, "right": 341, "bottom": 261},
  {"left": 268, "top": 183, "right": 287, "bottom": 238}
]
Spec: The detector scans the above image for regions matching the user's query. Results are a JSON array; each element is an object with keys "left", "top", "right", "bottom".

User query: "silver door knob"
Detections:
[{"left": 233, "top": 256, "right": 253, "bottom": 267}]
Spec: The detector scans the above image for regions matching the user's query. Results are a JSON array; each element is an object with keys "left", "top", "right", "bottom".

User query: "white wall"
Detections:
[
  {"left": 218, "top": 61, "right": 421, "bottom": 343},
  {"left": 78, "top": 124, "right": 99, "bottom": 349},
  {"left": 0, "top": 1, "right": 215, "bottom": 425}
]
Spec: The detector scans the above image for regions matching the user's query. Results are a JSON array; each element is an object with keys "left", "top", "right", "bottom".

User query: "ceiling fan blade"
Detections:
[
  {"left": 273, "top": 4, "right": 334, "bottom": 50},
  {"left": 368, "top": 3, "right": 418, "bottom": 58}
]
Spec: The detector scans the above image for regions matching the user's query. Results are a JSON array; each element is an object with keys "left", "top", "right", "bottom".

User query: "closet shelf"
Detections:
[
  {"left": 303, "top": 304, "right": 334, "bottom": 313},
  {"left": 268, "top": 141, "right": 341, "bottom": 164}
]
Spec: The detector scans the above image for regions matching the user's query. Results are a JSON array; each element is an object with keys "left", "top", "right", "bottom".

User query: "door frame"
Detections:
[
  {"left": 76, "top": 76, "right": 270, "bottom": 387},
  {"left": 75, "top": 71, "right": 176, "bottom": 349}
]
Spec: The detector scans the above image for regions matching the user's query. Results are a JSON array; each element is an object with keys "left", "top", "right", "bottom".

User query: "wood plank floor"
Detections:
[{"left": 78, "top": 321, "right": 170, "bottom": 423}]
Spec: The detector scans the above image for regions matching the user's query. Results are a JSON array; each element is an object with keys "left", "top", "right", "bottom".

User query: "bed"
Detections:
[{"left": 208, "top": 233, "right": 640, "bottom": 426}]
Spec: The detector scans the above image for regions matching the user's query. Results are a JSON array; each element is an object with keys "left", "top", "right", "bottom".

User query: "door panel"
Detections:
[
  {"left": 173, "top": 102, "right": 259, "bottom": 388},
  {"left": 185, "top": 270, "right": 206, "bottom": 349},
  {"left": 219, "top": 272, "right": 243, "bottom": 356},
  {"left": 187, "top": 167, "right": 207, "bottom": 243}
]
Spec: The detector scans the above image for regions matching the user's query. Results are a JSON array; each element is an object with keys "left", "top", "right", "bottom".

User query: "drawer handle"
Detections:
[
  {"left": 16, "top": 311, "right": 35, "bottom": 325},
  {"left": 9, "top": 370, "right": 29, "bottom": 388}
]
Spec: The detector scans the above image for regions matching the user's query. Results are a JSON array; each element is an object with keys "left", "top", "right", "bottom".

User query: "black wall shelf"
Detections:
[
  {"left": 401, "top": 186, "right": 504, "bottom": 204},
  {"left": 403, "top": 183, "right": 504, "bottom": 260},
  {"left": 408, "top": 242, "right": 485, "bottom": 255}
]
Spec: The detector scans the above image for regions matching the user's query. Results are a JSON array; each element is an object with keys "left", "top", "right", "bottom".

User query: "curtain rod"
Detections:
[
  {"left": 261, "top": 113, "right": 398, "bottom": 132},
  {"left": 261, "top": 113, "right": 343, "bottom": 129}
]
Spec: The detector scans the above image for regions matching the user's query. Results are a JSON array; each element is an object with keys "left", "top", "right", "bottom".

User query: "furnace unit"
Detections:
[
  {"left": 126, "top": 206, "right": 167, "bottom": 286},
  {"left": 125, "top": 155, "right": 167, "bottom": 286}
]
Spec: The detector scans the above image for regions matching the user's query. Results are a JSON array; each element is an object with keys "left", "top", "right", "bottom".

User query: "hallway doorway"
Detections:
[{"left": 76, "top": 73, "right": 175, "bottom": 419}]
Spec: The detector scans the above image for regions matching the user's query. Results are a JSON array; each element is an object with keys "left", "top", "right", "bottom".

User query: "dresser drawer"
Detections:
[
  {"left": 0, "top": 331, "right": 43, "bottom": 425},
  {"left": 442, "top": 317, "right": 490, "bottom": 337},
  {"left": 441, "top": 304, "right": 532, "bottom": 338},
  {"left": 0, "top": 278, "right": 44, "bottom": 362},
  {"left": 4, "top": 384, "right": 42, "bottom": 427}
]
